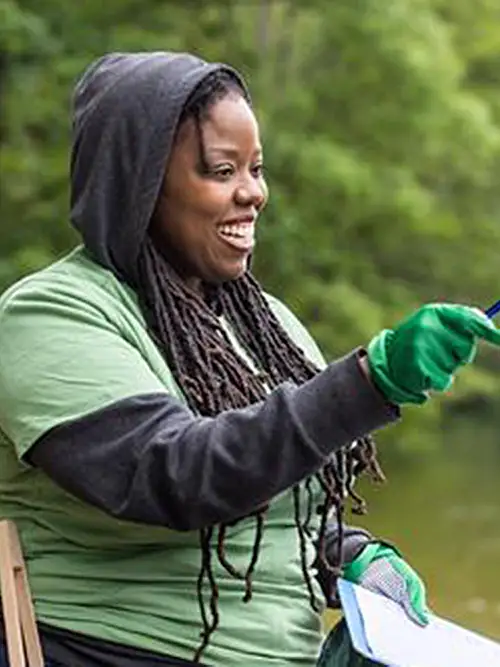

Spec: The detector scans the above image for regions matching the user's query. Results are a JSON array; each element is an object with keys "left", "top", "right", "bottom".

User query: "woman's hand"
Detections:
[
  {"left": 342, "top": 542, "right": 429, "bottom": 626},
  {"left": 367, "top": 303, "right": 500, "bottom": 405}
]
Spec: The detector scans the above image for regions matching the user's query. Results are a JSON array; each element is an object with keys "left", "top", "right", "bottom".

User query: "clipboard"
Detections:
[{"left": 337, "top": 578, "right": 500, "bottom": 667}]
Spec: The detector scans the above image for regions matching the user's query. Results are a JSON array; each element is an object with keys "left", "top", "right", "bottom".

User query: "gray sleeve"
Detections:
[
  {"left": 314, "top": 522, "right": 374, "bottom": 608},
  {"left": 28, "top": 350, "right": 399, "bottom": 531}
]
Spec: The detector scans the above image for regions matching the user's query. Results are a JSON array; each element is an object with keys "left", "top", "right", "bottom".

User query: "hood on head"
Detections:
[{"left": 70, "top": 51, "right": 248, "bottom": 285}]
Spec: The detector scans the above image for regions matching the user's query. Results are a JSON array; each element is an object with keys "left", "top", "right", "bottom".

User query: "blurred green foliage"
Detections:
[{"left": 2, "top": 0, "right": 500, "bottom": 452}]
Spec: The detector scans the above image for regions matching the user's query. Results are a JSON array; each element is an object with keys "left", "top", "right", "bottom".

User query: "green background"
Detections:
[{"left": 1, "top": 0, "right": 500, "bottom": 641}]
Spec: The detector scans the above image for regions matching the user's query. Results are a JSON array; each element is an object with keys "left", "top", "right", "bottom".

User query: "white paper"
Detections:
[{"left": 353, "top": 583, "right": 500, "bottom": 667}]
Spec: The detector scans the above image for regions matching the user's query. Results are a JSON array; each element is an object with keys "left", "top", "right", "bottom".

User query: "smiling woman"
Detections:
[
  {"left": 151, "top": 83, "right": 267, "bottom": 290},
  {"left": 1, "top": 51, "right": 499, "bottom": 667}
]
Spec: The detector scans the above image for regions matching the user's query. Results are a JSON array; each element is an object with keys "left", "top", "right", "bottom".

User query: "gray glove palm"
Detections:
[{"left": 343, "top": 542, "right": 429, "bottom": 626}]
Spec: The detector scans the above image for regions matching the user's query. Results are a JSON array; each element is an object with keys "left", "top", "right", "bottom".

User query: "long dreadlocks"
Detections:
[{"left": 136, "top": 70, "right": 386, "bottom": 662}]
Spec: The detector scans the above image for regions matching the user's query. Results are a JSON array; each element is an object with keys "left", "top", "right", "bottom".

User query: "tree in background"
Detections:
[{"left": 2, "top": 0, "right": 500, "bottom": 451}]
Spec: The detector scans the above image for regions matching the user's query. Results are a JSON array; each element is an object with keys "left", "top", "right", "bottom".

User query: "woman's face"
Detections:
[{"left": 153, "top": 93, "right": 268, "bottom": 293}]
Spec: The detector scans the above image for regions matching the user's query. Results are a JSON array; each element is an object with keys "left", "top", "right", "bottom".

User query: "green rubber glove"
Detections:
[
  {"left": 343, "top": 542, "right": 429, "bottom": 626},
  {"left": 367, "top": 303, "right": 500, "bottom": 405}
]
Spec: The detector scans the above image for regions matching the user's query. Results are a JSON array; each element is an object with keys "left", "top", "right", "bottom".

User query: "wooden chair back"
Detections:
[{"left": 0, "top": 520, "right": 43, "bottom": 667}]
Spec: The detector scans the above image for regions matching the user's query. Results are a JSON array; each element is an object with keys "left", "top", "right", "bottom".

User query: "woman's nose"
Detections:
[{"left": 235, "top": 176, "right": 267, "bottom": 210}]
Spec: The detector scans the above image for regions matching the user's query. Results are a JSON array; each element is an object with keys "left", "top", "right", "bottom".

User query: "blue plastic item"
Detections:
[{"left": 485, "top": 300, "right": 500, "bottom": 318}]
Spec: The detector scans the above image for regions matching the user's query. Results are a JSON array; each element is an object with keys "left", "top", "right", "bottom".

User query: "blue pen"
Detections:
[{"left": 485, "top": 300, "right": 500, "bottom": 319}]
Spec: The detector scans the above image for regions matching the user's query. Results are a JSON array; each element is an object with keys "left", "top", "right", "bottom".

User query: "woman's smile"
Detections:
[{"left": 217, "top": 219, "right": 256, "bottom": 253}]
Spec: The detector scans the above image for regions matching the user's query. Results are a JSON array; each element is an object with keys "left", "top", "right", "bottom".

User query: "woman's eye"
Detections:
[
  {"left": 252, "top": 163, "right": 264, "bottom": 177},
  {"left": 212, "top": 165, "right": 234, "bottom": 178}
]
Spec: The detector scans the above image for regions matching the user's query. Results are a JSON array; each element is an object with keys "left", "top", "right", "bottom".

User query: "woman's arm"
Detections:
[
  {"left": 29, "top": 351, "right": 397, "bottom": 530},
  {"left": 314, "top": 522, "right": 373, "bottom": 607}
]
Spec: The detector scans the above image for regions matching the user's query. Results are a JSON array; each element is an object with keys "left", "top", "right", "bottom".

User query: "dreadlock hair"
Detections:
[{"left": 136, "top": 69, "right": 386, "bottom": 662}]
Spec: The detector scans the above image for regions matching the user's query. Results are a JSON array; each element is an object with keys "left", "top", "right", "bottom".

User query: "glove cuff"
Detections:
[
  {"left": 367, "top": 330, "right": 428, "bottom": 405},
  {"left": 342, "top": 540, "right": 402, "bottom": 582}
]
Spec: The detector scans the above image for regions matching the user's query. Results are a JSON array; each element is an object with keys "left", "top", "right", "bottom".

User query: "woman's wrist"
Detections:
[
  {"left": 357, "top": 352, "right": 372, "bottom": 383},
  {"left": 357, "top": 350, "right": 399, "bottom": 410}
]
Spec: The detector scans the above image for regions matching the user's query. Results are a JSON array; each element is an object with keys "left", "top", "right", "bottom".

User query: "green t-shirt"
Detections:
[{"left": 0, "top": 247, "right": 329, "bottom": 666}]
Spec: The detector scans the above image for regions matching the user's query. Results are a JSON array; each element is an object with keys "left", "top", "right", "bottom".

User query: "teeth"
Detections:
[{"left": 219, "top": 223, "right": 253, "bottom": 238}]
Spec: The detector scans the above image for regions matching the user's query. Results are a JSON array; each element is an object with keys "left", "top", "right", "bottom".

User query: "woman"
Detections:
[{"left": 0, "top": 52, "right": 498, "bottom": 667}]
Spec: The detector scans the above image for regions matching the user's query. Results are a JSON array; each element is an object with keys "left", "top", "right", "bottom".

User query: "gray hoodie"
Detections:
[{"left": 70, "top": 52, "right": 247, "bottom": 286}]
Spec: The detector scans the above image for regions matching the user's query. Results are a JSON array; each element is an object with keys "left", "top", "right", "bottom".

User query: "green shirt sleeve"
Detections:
[{"left": 0, "top": 274, "right": 167, "bottom": 458}]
